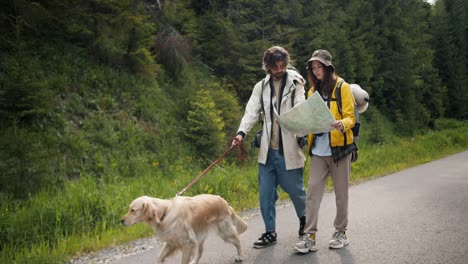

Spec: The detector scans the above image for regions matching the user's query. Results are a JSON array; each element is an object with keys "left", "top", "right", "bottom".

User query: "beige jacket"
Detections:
[{"left": 237, "top": 69, "right": 306, "bottom": 170}]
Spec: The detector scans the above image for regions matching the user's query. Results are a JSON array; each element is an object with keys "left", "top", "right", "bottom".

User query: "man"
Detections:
[{"left": 232, "top": 46, "right": 307, "bottom": 248}]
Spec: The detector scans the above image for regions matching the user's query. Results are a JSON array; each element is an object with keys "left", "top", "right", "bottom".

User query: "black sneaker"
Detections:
[
  {"left": 253, "top": 232, "right": 277, "bottom": 248},
  {"left": 298, "top": 216, "right": 306, "bottom": 236}
]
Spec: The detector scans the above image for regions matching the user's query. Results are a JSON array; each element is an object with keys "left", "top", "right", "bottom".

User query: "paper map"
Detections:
[{"left": 275, "top": 91, "right": 335, "bottom": 135}]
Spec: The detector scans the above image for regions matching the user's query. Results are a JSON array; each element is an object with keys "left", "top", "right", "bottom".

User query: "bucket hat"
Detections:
[
  {"left": 307, "top": 49, "right": 334, "bottom": 70},
  {"left": 350, "top": 84, "right": 369, "bottom": 113}
]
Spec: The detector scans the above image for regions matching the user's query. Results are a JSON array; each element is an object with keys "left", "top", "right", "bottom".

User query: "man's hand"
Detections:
[{"left": 232, "top": 135, "right": 243, "bottom": 146}]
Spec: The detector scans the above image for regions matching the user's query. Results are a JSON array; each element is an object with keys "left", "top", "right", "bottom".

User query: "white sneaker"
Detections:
[
  {"left": 294, "top": 234, "right": 318, "bottom": 253},
  {"left": 328, "top": 230, "right": 350, "bottom": 249}
]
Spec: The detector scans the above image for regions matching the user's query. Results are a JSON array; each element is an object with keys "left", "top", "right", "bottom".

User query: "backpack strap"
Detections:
[
  {"left": 259, "top": 79, "right": 265, "bottom": 125},
  {"left": 334, "top": 80, "right": 344, "bottom": 116},
  {"left": 287, "top": 67, "right": 304, "bottom": 107},
  {"left": 333, "top": 80, "right": 347, "bottom": 145}
]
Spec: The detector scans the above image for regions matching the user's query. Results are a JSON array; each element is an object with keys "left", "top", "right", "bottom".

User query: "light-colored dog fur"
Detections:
[{"left": 121, "top": 194, "right": 248, "bottom": 264}]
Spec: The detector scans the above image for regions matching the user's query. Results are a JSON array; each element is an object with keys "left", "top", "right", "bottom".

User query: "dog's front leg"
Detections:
[
  {"left": 180, "top": 244, "right": 195, "bottom": 264},
  {"left": 157, "top": 243, "right": 175, "bottom": 263},
  {"left": 190, "top": 240, "right": 205, "bottom": 264},
  {"left": 185, "top": 228, "right": 201, "bottom": 264}
]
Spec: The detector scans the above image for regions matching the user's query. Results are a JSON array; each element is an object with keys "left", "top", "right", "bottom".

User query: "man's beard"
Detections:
[{"left": 272, "top": 72, "right": 285, "bottom": 81}]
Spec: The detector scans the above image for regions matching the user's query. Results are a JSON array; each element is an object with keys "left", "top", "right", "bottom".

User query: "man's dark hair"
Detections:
[{"left": 262, "top": 46, "right": 290, "bottom": 74}]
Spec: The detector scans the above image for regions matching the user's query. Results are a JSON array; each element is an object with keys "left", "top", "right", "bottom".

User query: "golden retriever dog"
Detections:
[{"left": 121, "top": 194, "right": 248, "bottom": 264}]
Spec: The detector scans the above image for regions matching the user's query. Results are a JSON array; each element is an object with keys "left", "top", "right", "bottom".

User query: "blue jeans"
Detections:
[{"left": 258, "top": 149, "right": 306, "bottom": 232}]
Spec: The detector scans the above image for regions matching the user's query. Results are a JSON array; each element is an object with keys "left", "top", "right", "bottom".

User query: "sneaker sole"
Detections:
[
  {"left": 294, "top": 246, "right": 318, "bottom": 253},
  {"left": 329, "top": 241, "right": 350, "bottom": 249},
  {"left": 253, "top": 241, "right": 277, "bottom": 249}
]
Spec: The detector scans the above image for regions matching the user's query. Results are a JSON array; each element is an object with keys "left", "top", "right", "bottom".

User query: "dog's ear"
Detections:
[
  {"left": 142, "top": 202, "right": 161, "bottom": 224},
  {"left": 154, "top": 203, "right": 166, "bottom": 224}
]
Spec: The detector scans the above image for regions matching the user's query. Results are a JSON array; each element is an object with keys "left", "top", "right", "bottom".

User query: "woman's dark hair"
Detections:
[
  {"left": 307, "top": 62, "right": 336, "bottom": 98},
  {"left": 262, "top": 46, "right": 290, "bottom": 74}
]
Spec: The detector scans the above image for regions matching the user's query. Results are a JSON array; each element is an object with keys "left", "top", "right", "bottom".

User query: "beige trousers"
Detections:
[{"left": 304, "top": 154, "right": 351, "bottom": 234}]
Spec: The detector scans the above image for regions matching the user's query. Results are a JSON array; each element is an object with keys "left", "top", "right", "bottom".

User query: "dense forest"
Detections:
[{"left": 0, "top": 0, "right": 466, "bottom": 199}]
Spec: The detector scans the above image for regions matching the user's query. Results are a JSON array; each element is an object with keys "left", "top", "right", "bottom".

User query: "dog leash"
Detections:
[{"left": 176, "top": 138, "right": 244, "bottom": 196}]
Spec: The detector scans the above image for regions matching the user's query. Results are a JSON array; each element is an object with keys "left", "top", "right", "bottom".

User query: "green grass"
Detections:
[
  {"left": 1, "top": 121, "right": 467, "bottom": 263},
  {"left": 351, "top": 124, "right": 468, "bottom": 184}
]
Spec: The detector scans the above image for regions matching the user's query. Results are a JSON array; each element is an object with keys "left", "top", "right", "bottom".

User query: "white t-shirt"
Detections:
[
  {"left": 312, "top": 133, "right": 332, "bottom": 156},
  {"left": 312, "top": 95, "right": 332, "bottom": 156}
]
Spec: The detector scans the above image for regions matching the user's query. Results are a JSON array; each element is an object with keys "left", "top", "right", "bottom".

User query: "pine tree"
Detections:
[
  {"left": 432, "top": 0, "right": 467, "bottom": 119},
  {"left": 371, "top": 0, "right": 433, "bottom": 134},
  {"left": 184, "top": 88, "right": 226, "bottom": 160}
]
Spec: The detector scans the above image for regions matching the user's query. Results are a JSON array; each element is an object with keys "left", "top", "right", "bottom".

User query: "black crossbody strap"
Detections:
[
  {"left": 292, "top": 86, "right": 296, "bottom": 108},
  {"left": 259, "top": 79, "right": 265, "bottom": 125}
]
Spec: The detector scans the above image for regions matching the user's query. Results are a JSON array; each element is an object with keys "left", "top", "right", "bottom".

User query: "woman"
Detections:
[{"left": 294, "top": 49, "right": 356, "bottom": 253}]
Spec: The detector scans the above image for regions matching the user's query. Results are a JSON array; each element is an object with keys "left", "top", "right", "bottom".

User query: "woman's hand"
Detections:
[{"left": 332, "top": 121, "right": 344, "bottom": 133}]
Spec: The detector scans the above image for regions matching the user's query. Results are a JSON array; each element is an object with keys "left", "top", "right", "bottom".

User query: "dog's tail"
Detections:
[{"left": 230, "top": 207, "right": 248, "bottom": 234}]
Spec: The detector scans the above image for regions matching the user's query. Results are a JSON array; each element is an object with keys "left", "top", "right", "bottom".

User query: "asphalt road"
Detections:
[{"left": 112, "top": 151, "right": 468, "bottom": 264}]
